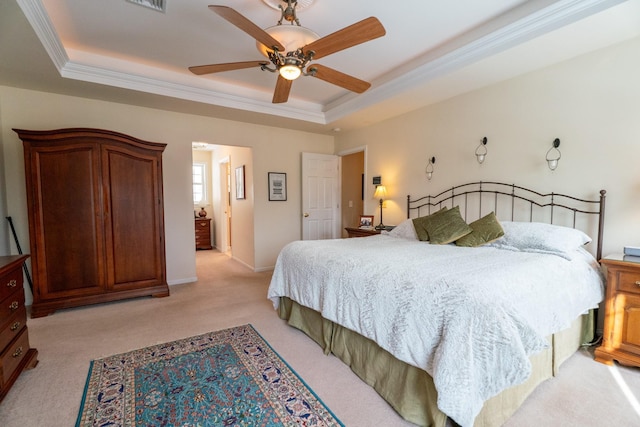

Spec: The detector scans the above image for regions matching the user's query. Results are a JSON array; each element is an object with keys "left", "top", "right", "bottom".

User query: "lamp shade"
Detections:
[
  {"left": 257, "top": 25, "right": 319, "bottom": 57},
  {"left": 374, "top": 185, "right": 387, "bottom": 199}
]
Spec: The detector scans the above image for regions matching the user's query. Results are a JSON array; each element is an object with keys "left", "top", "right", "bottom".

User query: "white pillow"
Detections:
[
  {"left": 488, "top": 221, "right": 592, "bottom": 260},
  {"left": 385, "top": 218, "right": 418, "bottom": 240}
]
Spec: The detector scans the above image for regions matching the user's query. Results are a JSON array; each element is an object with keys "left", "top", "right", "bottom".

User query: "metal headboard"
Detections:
[{"left": 407, "top": 181, "right": 606, "bottom": 260}]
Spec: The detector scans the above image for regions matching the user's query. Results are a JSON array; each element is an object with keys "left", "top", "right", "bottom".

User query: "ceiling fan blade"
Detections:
[
  {"left": 272, "top": 75, "right": 293, "bottom": 103},
  {"left": 307, "top": 64, "right": 371, "bottom": 93},
  {"left": 209, "top": 5, "right": 285, "bottom": 52},
  {"left": 189, "top": 61, "right": 268, "bottom": 75},
  {"left": 302, "top": 17, "right": 385, "bottom": 60}
]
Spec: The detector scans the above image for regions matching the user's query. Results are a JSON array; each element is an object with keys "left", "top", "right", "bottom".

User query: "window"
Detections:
[{"left": 193, "top": 163, "right": 206, "bottom": 204}]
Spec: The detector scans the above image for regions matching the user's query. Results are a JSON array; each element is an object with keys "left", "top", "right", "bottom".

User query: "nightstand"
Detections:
[
  {"left": 345, "top": 227, "right": 381, "bottom": 238},
  {"left": 195, "top": 218, "right": 213, "bottom": 250},
  {"left": 594, "top": 254, "right": 640, "bottom": 367}
]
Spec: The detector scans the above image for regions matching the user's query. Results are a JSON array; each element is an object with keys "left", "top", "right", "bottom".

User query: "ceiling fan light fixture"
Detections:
[
  {"left": 257, "top": 25, "right": 319, "bottom": 57},
  {"left": 279, "top": 64, "right": 302, "bottom": 80}
]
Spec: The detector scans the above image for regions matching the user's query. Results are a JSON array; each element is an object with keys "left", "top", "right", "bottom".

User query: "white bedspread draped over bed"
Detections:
[{"left": 267, "top": 234, "right": 604, "bottom": 427}]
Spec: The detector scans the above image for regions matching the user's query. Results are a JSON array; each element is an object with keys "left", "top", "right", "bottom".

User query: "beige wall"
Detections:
[
  {"left": 0, "top": 98, "right": 8, "bottom": 255},
  {"left": 0, "top": 86, "right": 334, "bottom": 303},
  {"left": 335, "top": 36, "right": 640, "bottom": 257}
]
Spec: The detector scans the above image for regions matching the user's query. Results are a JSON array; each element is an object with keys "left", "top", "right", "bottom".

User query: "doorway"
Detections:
[
  {"left": 192, "top": 143, "right": 255, "bottom": 268},
  {"left": 339, "top": 148, "right": 366, "bottom": 238}
]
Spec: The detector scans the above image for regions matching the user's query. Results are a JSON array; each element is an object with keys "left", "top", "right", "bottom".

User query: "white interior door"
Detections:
[{"left": 302, "top": 152, "right": 340, "bottom": 240}]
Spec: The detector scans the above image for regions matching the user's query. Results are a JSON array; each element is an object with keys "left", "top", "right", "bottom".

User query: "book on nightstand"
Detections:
[{"left": 624, "top": 246, "right": 640, "bottom": 257}]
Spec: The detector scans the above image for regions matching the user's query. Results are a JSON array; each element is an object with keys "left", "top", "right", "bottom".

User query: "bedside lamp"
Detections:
[{"left": 373, "top": 185, "right": 388, "bottom": 230}]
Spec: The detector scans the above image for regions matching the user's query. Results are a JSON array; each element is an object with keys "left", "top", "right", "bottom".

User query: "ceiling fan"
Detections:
[{"left": 189, "top": 1, "right": 386, "bottom": 103}]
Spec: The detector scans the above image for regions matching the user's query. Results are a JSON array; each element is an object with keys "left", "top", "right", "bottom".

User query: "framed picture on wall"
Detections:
[
  {"left": 235, "top": 165, "right": 245, "bottom": 200},
  {"left": 268, "top": 172, "right": 287, "bottom": 201}
]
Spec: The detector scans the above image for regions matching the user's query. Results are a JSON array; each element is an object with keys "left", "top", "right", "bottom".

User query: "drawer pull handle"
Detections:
[
  {"left": 10, "top": 321, "right": 21, "bottom": 331},
  {"left": 12, "top": 346, "right": 23, "bottom": 358},
  {"left": 636, "top": 280, "right": 640, "bottom": 286},
  {"left": 7, "top": 279, "right": 17, "bottom": 288},
  {"left": 9, "top": 301, "right": 19, "bottom": 311}
]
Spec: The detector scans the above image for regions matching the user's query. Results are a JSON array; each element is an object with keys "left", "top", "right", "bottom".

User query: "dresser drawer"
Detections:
[
  {"left": 0, "top": 327, "right": 31, "bottom": 385},
  {"left": 195, "top": 229, "right": 210, "bottom": 238},
  {"left": 0, "top": 306, "right": 27, "bottom": 351},
  {"left": 0, "top": 266, "right": 22, "bottom": 303},
  {"left": 618, "top": 270, "right": 640, "bottom": 295},
  {"left": 0, "top": 290, "right": 25, "bottom": 322},
  {"left": 195, "top": 225, "right": 210, "bottom": 234}
]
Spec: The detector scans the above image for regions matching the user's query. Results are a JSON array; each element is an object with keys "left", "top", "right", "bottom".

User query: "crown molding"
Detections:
[
  {"left": 16, "top": 0, "right": 68, "bottom": 69},
  {"left": 60, "top": 60, "right": 327, "bottom": 124}
]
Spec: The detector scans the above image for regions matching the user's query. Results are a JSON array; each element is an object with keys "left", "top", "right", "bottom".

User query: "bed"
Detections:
[{"left": 268, "top": 182, "right": 607, "bottom": 427}]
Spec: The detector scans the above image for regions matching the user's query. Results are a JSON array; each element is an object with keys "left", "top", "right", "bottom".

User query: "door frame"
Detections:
[{"left": 218, "top": 156, "right": 231, "bottom": 253}]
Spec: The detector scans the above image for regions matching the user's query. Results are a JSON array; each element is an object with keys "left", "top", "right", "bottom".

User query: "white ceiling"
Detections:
[{"left": 3, "top": 0, "right": 640, "bottom": 134}]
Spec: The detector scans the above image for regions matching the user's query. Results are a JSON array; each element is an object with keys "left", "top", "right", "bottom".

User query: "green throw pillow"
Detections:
[
  {"left": 423, "top": 206, "right": 473, "bottom": 244},
  {"left": 412, "top": 207, "right": 447, "bottom": 241},
  {"left": 455, "top": 211, "right": 504, "bottom": 247}
]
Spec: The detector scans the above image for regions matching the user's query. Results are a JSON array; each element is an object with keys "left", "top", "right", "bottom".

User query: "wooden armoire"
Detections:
[{"left": 15, "top": 128, "right": 169, "bottom": 318}]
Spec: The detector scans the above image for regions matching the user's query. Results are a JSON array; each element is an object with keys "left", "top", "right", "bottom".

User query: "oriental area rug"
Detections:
[{"left": 76, "top": 324, "right": 343, "bottom": 427}]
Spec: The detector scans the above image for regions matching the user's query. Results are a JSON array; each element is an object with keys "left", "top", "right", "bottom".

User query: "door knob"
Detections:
[{"left": 303, "top": 213, "right": 309, "bottom": 217}]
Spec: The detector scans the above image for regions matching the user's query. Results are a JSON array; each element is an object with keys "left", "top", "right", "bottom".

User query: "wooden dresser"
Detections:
[
  {"left": 0, "top": 255, "right": 38, "bottom": 402},
  {"left": 195, "top": 218, "right": 213, "bottom": 250},
  {"left": 595, "top": 255, "right": 640, "bottom": 367}
]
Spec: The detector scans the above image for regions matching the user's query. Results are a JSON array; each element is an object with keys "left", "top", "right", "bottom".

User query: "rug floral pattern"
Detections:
[{"left": 76, "top": 324, "right": 343, "bottom": 426}]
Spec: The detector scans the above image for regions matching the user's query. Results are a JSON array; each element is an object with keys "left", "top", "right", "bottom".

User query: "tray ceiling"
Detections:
[{"left": 5, "top": 0, "right": 640, "bottom": 133}]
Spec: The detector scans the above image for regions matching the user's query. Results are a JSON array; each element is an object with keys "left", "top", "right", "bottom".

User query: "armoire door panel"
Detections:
[
  {"left": 103, "top": 147, "right": 163, "bottom": 287},
  {"left": 32, "top": 146, "right": 105, "bottom": 296}
]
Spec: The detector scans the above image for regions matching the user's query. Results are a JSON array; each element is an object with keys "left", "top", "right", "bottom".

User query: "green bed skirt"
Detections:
[{"left": 278, "top": 297, "right": 594, "bottom": 427}]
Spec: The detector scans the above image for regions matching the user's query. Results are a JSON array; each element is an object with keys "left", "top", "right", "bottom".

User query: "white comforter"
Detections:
[{"left": 267, "top": 235, "right": 604, "bottom": 427}]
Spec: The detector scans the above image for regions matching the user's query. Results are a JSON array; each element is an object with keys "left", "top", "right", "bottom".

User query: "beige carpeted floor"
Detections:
[{"left": 0, "top": 250, "right": 638, "bottom": 426}]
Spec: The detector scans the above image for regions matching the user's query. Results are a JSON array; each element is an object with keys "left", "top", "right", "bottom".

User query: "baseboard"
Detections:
[{"left": 167, "top": 277, "right": 197, "bottom": 286}]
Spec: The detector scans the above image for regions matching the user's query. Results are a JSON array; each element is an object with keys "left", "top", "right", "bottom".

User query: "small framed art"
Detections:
[
  {"left": 359, "top": 215, "right": 374, "bottom": 229},
  {"left": 235, "top": 165, "right": 245, "bottom": 200},
  {"left": 268, "top": 172, "right": 287, "bottom": 201}
]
